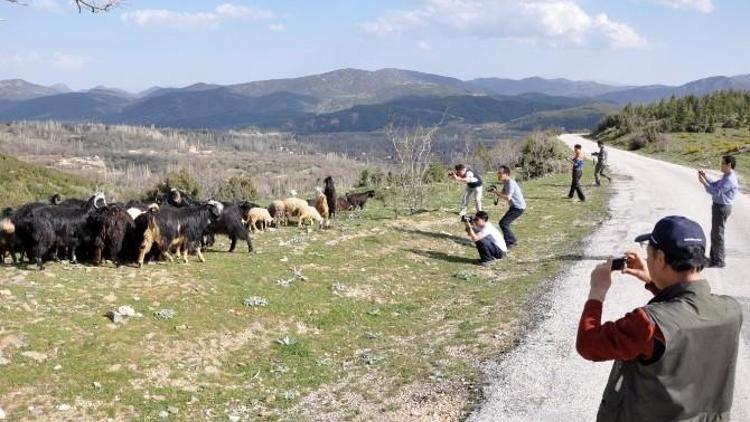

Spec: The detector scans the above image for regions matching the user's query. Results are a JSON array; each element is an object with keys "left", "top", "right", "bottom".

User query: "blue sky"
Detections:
[{"left": 0, "top": 0, "right": 746, "bottom": 91}]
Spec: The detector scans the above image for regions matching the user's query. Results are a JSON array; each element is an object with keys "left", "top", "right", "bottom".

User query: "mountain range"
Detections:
[{"left": 0, "top": 69, "right": 748, "bottom": 132}]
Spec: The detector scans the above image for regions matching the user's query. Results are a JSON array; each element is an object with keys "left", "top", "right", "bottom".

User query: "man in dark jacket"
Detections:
[{"left": 577, "top": 216, "right": 742, "bottom": 421}]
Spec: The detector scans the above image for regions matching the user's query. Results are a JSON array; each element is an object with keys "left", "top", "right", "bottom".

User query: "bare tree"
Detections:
[
  {"left": 3, "top": 0, "right": 119, "bottom": 13},
  {"left": 386, "top": 123, "right": 438, "bottom": 215}
]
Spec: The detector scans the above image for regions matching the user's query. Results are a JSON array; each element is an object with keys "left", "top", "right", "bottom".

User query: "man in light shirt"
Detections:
[
  {"left": 464, "top": 211, "right": 507, "bottom": 267},
  {"left": 698, "top": 155, "right": 740, "bottom": 268},
  {"left": 495, "top": 165, "right": 526, "bottom": 248}
]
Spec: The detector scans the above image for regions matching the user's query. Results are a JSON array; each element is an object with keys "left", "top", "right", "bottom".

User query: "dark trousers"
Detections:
[
  {"left": 595, "top": 162, "right": 611, "bottom": 185},
  {"left": 710, "top": 203, "right": 732, "bottom": 265},
  {"left": 476, "top": 237, "right": 505, "bottom": 263},
  {"left": 568, "top": 169, "right": 586, "bottom": 201},
  {"left": 499, "top": 207, "right": 524, "bottom": 246}
]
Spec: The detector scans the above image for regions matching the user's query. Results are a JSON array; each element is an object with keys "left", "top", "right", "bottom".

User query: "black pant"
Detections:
[
  {"left": 568, "top": 169, "right": 586, "bottom": 201},
  {"left": 710, "top": 203, "right": 732, "bottom": 265},
  {"left": 595, "top": 162, "right": 611, "bottom": 185},
  {"left": 476, "top": 237, "right": 505, "bottom": 262},
  {"left": 499, "top": 207, "right": 524, "bottom": 246}
]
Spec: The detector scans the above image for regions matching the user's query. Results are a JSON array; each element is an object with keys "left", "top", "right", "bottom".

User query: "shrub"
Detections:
[
  {"left": 143, "top": 168, "right": 201, "bottom": 200},
  {"left": 216, "top": 174, "right": 258, "bottom": 201},
  {"left": 357, "top": 167, "right": 386, "bottom": 188},
  {"left": 518, "top": 132, "right": 570, "bottom": 180},
  {"left": 423, "top": 161, "right": 448, "bottom": 184}
]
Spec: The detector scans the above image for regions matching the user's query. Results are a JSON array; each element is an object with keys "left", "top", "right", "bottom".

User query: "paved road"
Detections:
[{"left": 469, "top": 134, "right": 750, "bottom": 421}]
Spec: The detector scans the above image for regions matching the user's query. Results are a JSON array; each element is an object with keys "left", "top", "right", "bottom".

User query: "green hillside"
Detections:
[
  {"left": 0, "top": 154, "right": 95, "bottom": 208},
  {"left": 504, "top": 102, "right": 618, "bottom": 131}
]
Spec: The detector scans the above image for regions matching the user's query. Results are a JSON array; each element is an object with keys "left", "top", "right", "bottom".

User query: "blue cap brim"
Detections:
[{"left": 634, "top": 233, "right": 651, "bottom": 243}]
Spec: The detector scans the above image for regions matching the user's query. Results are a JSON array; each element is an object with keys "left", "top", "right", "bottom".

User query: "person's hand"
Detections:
[
  {"left": 589, "top": 260, "right": 613, "bottom": 302},
  {"left": 623, "top": 250, "right": 651, "bottom": 283}
]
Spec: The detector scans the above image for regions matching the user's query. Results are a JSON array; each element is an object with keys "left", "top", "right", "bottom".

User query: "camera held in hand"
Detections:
[{"left": 611, "top": 256, "right": 628, "bottom": 271}]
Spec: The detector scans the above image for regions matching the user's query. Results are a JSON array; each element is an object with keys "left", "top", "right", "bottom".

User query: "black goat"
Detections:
[
  {"left": 203, "top": 201, "right": 255, "bottom": 253},
  {"left": 136, "top": 200, "right": 223, "bottom": 267},
  {"left": 11, "top": 193, "right": 106, "bottom": 269},
  {"left": 324, "top": 176, "right": 337, "bottom": 218},
  {"left": 345, "top": 190, "right": 376, "bottom": 210},
  {"left": 89, "top": 204, "right": 135, "bottom": 266}
]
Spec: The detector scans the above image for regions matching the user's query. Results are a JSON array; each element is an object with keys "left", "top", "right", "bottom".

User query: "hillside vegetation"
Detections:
[
  {"left": 0, "top": 154, "right": 95, "bottom": 208},
  {"left": 594, "top": 91, "right": 750, "bottom": 181}
]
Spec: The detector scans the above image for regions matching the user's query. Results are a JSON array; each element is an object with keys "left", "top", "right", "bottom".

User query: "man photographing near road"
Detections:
[
  {"left": 494, "top": 166, "right": 526, "bottom": 248},
  {"left": 463, "top": 211, "right": 507, "bottom": 267},
  {"left": 577, "top": 216, "right": 742, "bottom": 421},
  {"left": 698, "top": 155, "right": 739, "bottom": 268},
  {"left": 592, "top": 140, "right": 612, "bottom": 186},
  {"left": 451, "top": 164, "right": 483, "bottom": 217}
]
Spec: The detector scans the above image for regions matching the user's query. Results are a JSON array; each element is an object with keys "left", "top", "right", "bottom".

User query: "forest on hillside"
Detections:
[{"left": 594, "top": 91, "right": 750, "bottom": 140}]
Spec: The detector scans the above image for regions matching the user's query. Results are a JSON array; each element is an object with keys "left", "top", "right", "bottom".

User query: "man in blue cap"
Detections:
[{"left": 576, "top": 216, "right": 742, "bottom": 421}]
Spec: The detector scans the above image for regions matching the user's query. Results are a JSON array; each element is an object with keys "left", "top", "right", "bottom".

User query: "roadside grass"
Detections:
[
  {"left": 605, "top": 129, "right": 750, "bottom": 183},
  {"left": 0, "top": 169, "right": 608, "bottom": 421}
]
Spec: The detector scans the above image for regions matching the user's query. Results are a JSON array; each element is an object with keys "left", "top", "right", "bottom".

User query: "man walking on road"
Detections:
[
  {"left": 577, "top": 216, "right": 742, "bottom": 422},
  {"left": 592, "top": 140, "right": 612, "bottom": 185},
  {"left": 495, "top": 165, "right": 526, "bottom": 248},
  {"left": 568, "top": 144, "right": 586, "bottom": 201},
  {"left": 699, "top": 155, "right": 739, "bottom": 268}
]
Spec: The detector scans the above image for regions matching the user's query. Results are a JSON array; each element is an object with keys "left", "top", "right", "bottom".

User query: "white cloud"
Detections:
[
  {"left": 650, "top": 0, "right": 714, "bottom": 13},
  {"left": 361, "top": 0, "right": 647, "bottom": 49},
  {"left": 269, "top": 23, "right": 285, "bottom": 32},
  {"left": 121, "top": 3, "right": 276, "bottom": 29},
  {"left": 50, "top": 52, "right": 90, "bottom": 71}
]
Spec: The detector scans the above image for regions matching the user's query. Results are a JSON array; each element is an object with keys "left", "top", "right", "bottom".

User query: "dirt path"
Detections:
[{"left": 469, "top": 134, "right": 750, "bottom": 421}]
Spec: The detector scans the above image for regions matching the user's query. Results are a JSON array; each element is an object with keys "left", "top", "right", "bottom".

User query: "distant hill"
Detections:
[
  {"left": 226, "top": 68, "right": 484, "bottom": 113},
  {"left": 595, "top": 75, "right": 750, "bottom": 104},
  {"left": 293, "top": 94, "right": 589, "bottom": 133},
  {"left": 470, "top": 77, "right": 626, "bottom": 98},
  {"left": 0, "top": 91, "right": 132, "bottom": 121},
  {"left": 504, "top": 102, "right": 618, "bottom": 131},
  {"left": 0, "top": 79, "right": 66, "bottom": 101},
  {"left": 1, "top": 69, "right": 749, "bottom": 131}
]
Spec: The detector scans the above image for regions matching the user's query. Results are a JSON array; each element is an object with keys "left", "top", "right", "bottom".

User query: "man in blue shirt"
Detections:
[
  {"left": 495, "top": 165, "right": 526, "bottom": 248},
  {"left": 699, "top": 155, "right": 740, "bottom": 268}
]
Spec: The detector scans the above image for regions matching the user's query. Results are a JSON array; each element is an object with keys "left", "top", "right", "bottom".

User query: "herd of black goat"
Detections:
[
  {"left": 0, "top": 182, "right": 381, "bottom": 271},
  {"left": 0, "top": 189, "right": 257, "bottom": 270}
]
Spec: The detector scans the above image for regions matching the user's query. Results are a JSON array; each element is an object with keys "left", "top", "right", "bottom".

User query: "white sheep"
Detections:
[
  {"left": 246, "top": 207, "right": 274, "bottom": 233},
  {"left": 268, "top": 200, "right": 287, "bottom": 226},
  {"left": 298, "top": 205, "right": 324, "bottom": 229},
  {"left": 283, "top": 197, "right": 309, "bottom": 221}
]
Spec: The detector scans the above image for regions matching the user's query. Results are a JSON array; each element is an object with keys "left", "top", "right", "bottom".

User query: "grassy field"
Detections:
[
  {"left": 0, "top": 170, "right": 608, "bottom": 421},
  {"left": 604, "top": 128, "right": 750, "bottom": 183}
]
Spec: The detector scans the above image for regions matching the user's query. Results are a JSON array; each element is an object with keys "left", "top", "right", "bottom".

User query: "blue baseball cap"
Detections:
[{"left": 635, "top": 216, "right": 707, "bottom": 265}]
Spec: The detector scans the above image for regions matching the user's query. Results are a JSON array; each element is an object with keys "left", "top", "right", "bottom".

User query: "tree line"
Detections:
[{"left": 595, "top": 91, "right": 750, "bottom": 139}]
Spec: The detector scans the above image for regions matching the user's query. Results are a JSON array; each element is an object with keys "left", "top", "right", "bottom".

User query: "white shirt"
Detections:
[
  {"left": 475, "top": 223, "right": 507, "bottom": 252},
  {"left": 465, "top": 170, "right": 479, "bottom": 184}
]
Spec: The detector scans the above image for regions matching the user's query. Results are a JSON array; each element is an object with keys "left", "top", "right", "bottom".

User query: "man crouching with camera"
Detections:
[
  {"left": 463, "top": 211, "right": 507, "bottom": 267},
  {"left": 577, "top": 216, "right": 742, "bottom": 421}
]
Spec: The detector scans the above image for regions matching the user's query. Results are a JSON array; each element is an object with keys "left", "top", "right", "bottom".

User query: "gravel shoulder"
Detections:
[{"left": 469, "top": 133, "right": 750, "bottom": 422}]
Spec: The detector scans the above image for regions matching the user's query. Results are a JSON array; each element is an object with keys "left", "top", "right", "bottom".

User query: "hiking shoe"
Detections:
[{"left": 708, "top": 261, "right": 726, "bottom": 269}]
